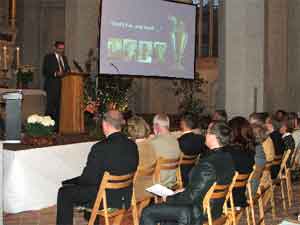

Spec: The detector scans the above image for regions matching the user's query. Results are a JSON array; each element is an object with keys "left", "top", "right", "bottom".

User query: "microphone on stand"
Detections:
[{"left": 110, "top": 62, "right": 120, "bottom": 74}]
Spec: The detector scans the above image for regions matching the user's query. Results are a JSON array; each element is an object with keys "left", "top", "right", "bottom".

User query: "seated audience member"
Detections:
[
  {"left": 198, "top": 115, "right": 212, "bottom": 135},
  {"left": 266, "top": 117, "right": 285, "bottom": 178},
  {"left": 127, "top": 116, "right": 156, "bottom": 200},
  {"left": 226, "top": 117, "right": 255, "bottom": 207},
  {"left": 56, "top": 110, "right": 139, "bottom": 225},
  {"left": 178, "top": 114, "right": 207, "bottom": 186},
  {"left": 249, "top": 112, "right": 276, "bottom": 188},
  {"left": 140, "top": 121, "right": 235, "bottom": 225},
  {"left": 279, "top": 117, "right": 295, "bottom": 151},
  {"left": 250, "top": 124, "right": 267, "bottom": 193},
  {"left": 212, "top": 109, "right": 228, "bottom": 122},
  {"left": 275, "top": 109, "right": 287, "bottom": 122},
  {"left": 127, "top": 115, "right": 151, "bottom": 141},
  {"left": 249, "top": 112, "right": 275, "bottom": 163},
  {"left": 150, "top": 113, "right": 181, "bottom": 188}
]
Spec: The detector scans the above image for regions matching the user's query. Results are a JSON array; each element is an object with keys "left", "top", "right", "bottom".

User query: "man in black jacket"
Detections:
[
  {"left": 43, "top": 41, "right": 70, "bottom": 130},
  {"left": 56, "top": 110, "right": 139, "bottom": 225},
  {"left": 140, "top": 121, "right": 235, "bottom": 225},
  {"left": 178, "top": 114, "right": 207, "bottom": 186}
]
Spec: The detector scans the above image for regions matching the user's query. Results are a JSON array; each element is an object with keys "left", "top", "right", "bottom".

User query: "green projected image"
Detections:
[
  {"left": 123, "top": 39, "right": 138, "bottom": 61},
  {"left": 153, "top": 42, "right": 167, "bottom": 64},
  {"left": 138, "top": 41, "right": 153, "bottom": 64},
  {"left": 108, "top": 38, "right": 123, "bottom": 59}
]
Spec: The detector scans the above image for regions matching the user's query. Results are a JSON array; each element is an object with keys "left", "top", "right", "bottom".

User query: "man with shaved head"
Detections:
[{"left": 56, "top": 110, "right": 139, "bottom": 225}]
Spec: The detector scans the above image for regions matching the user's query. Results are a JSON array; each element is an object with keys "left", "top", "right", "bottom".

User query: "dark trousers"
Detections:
[
  {"left": 140, "top": 203, "right": 195, "bottom": 225},
  {"left": 45, "top": 78, "right": 61, "bottom": 131},
  {"left": 56, "top": 184, "right": 97, "bottom": 225}
]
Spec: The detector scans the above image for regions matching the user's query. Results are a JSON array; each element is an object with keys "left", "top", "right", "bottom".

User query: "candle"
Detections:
[
  {"left": 16, "top": 47, "right": 20, "bottom": 69},
  {"left": 3, "top": 46, "right": 7, "bottom": 70}
]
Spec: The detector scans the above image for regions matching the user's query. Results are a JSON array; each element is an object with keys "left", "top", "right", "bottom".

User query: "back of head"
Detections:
[
  {"left": 249, "top": 112, "right": 269, "bottom": 126},
  {"left": 251, "top": 123, "right": 268, "bottom": 144},
  {"left": 213, "top": 109, "right": 227, "bottom": 122},
  {"left": 153, "top": 113, "right": 170, "bottom": 130},
  {"left": 127, "top": 116, "right": 150, "bottom": 139},
  {"left": 209, "top": 121, "right": 232, "bottom": 146},
  {"left": 103, "top": 110, "right": 124, "bottom": 130},
  {"left": 228, "top": 116, "right": 255, "bottom": 150},
  {"left": 180, "top": 114, "right": 196, "bottom": 130}
]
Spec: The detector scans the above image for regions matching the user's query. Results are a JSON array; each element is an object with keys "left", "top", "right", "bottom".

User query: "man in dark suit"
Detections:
[
  {"left": 140, "top": 121, "right": 235, "bottom": 225},
  {"left": 43, "top": 41, "right": 70, "bottom": 130},
  {"left": 178, "top": 114, "right": 207, "bottom": 186},
  {"left": 56, "top": 110, "right": 139, "bottom": 225}
]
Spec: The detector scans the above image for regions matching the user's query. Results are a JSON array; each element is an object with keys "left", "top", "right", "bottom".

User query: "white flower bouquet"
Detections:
[{"left": 25, "top": 114, "right": 55, "bottom": 137}]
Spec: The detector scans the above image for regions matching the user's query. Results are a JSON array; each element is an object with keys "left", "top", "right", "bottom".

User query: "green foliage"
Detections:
[
  {"left": 16, "top": 68, "right": 33, "bottom": 85},
  {"left": 173, "top": 73, "right": 207, "bottom": 119},
  {"left": 83, "top": 74, "right": 133, "bottom": 136},
  {"left": 84, "top": 75, "right": 133, "bottom": 114},
  {"left": 25, "top": 123, "right": 54, "bottom": 137}
]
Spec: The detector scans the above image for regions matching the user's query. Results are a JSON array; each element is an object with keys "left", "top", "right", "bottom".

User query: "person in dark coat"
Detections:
[
  {"left": 43, "top": 41, "right": 70, "bottom": 130},
  {"left": 226, "top": 116, "right": 255, "bottom": 207},
  {"left": 56, "top": 110, "right": 139, "bottom": 225},
  {"left": 178, "top": 114, "right": 207, "bottom": 186},
  {"left": 139, "top": 121, "right": 235, "bottom": 225}
]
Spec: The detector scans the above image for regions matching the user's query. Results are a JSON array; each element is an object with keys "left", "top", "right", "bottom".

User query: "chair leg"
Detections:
[
  {"left": 258, "top": 191, "right": 265, "bottom": 225},
  {"left": 113, "top": 212, "right": 125, "bottom": 225},
  {"left": 280, "top": 179, "right": 287, "bottom": 211},
  {"left": 286, "top": 170, "right": 293, "bottom": 207},
  {"left": 246, "top": 207, "right": 251, "bottom": 225},
  {"left": 269, "top": 184, "right": 276, "bottom": 219}
]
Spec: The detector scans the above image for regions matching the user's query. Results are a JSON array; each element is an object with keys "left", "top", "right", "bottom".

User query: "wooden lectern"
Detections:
[{"left": 59, "top": 72, "right": 89, "bottom": 134}]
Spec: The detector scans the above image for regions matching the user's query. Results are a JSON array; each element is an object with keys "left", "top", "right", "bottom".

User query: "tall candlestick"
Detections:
[
  {"left": 16, "top": 47, "right": 20, "bottom": 69},
  {"left": 11, "top": 0, "right": 17, "bottom": 29},
  {"left": 3, "top": 46, "right": 7, "bottom": 70}
]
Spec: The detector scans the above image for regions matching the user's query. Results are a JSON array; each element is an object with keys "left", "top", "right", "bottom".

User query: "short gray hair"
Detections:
[
  {"left": 103, "top": 110, "right": 124, "bottom": 130},
  {"left": 153, "top": 113, "right": 170, "bottom": 129}
]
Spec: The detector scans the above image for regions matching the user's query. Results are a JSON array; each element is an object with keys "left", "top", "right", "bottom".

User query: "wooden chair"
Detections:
[
  {"left": 227, "top": 172, "right": 253, "bottom": 225},
  {"left": 202, "top": 172, "right": 238, "bottom": 225},
  {"left": 155, "top": 156, "right": 181, "bottom": 189},
  {"left": 133, "top": 162, "right": 157, "bottom": 217},
  {"left": 246, "top": 169, "right": 265, "bottom": 225},
  {"left": 177, "top": 153, "right": 199, "bottom": 188},
  {"left": 87, "top": 171, "right": 138, "bottom": 225},
  {"left": 272, "top": 149, "right": 293, "bottom": 210},
  {"left": 257, "top": 161, "right": 276, "bottom": 220}
]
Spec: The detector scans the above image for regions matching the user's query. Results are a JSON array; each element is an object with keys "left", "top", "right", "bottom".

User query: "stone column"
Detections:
[
  {"left": 265, "top": 0, "right": 288, "bottom": 112},
  {"left": 65, "top": 0, "right": 99, "bottom": 73},
  {"left": 288, "top": 0, "right": 300, "bottom": 112},
  {"left": 217, "top": 0, "right": 264, "bottom": 118}
]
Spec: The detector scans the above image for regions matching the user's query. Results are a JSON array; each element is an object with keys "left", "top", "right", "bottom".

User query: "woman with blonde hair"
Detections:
[
  {"left": 127, "top": 116, "right": 156, "bottom": 201},
  {"left": 127, "top": 115, "right": 151, "bottom": 140}
]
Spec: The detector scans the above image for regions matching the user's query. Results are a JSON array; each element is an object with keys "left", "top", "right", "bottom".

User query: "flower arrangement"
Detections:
[
  {"left": 25, "top": 114, "right": 55, "bottom": 137},
  {"left": 16, "top": 64, "right": 34, "bottom": 88}
]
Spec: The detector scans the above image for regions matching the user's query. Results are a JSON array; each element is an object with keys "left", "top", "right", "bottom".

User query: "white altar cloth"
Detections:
[{"left": 3, "top": 141, "right": 97, "bottom": 213}]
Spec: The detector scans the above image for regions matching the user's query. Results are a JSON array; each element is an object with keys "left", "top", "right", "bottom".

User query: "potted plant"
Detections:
[
  {"left": 22, "top": 114, "right": 55, "bottom": 146},
  {"left": 16, "top": 65, "right": 34, "bottom": 89}
]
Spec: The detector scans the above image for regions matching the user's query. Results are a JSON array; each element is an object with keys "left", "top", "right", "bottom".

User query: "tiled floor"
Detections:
[{"left": 4, "top": 180, "right": 300, "bottom": 225}]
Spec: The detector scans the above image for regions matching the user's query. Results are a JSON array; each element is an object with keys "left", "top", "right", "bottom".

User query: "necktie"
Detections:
[{"left": 58, "top": 56, "right": 65, "bottom": 72}]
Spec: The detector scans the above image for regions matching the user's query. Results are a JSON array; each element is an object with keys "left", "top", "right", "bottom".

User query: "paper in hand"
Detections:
[{"left": 146, "top": 184, "right": 175, "bottom": 197}]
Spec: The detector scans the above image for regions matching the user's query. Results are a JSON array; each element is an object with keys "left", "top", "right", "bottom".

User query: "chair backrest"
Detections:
[
  {"left": 229, "top": 172, "right": 252, "bottom": 225},
  {"left": 273, "top": 154, "right": 283, "bottom": 166},
  {"left": 277, "top": 149, "right": 292, "bottom": 179},
  {"left": 134, "top": 162, "right": 157, "bottom": 184},
  {"left": 155, "top": 157, "right": 180, "bottom": 184},
  {"left": 177, "top": 153, "right": 199, "bottom": 188},
  {"left": 88, "top": 171, "right": 136, "bottom": 225},
  {"left": 179, "top": 153, "right": 199, "bottom": 165},
  {"left": 203, "top": 172, "right": 238, "bottom": 225}
]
